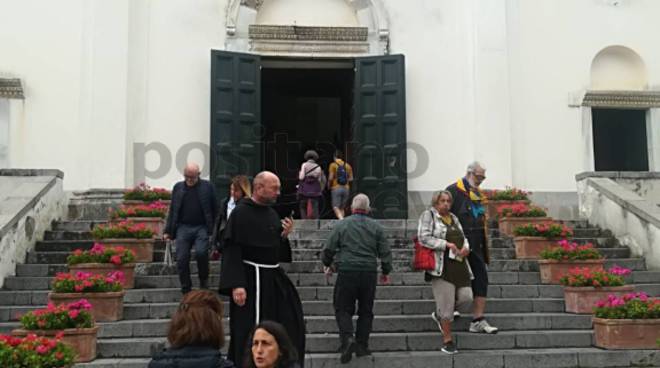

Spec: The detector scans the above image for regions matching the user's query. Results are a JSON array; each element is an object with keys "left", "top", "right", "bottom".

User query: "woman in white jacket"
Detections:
[{"left": 417, "top": 190, "right": 473, "bottom": 354}]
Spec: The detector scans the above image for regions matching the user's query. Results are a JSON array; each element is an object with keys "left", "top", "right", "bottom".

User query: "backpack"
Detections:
[
  {"left": 336, "top": 162, "right": 348, "bottom": 185},
  {"left": 297, "top": 165, "right": 323, "bottom": 198}
]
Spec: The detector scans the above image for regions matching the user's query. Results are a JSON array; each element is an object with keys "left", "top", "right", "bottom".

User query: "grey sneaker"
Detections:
[
  {"left": 469, "top": 319, "right": 498, "bottom": 334},
  {"left": 430, "top": 312, "right": 444, "bottom": 335},
  {"left": 441, "top": 340, "right": 458, "bottom": 355}
]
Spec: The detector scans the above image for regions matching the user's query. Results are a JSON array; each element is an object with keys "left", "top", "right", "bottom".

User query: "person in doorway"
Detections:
[
  {"left": 327, "top": 150, "right": 353, "bottom": 219},
  {"left": 446, "top": 161, "right": 498, "bottom": 334},
  {"left": 321, "top": 193, "right": 392, "bottom": 364},
  {"left": 148, "top": 290, "right": 234, "bottom": 368},
  {"left": 245, "top": 320, "right": 300, "bottom": 368},
  {"left": 218, "top": 171, "right": 306, "bottom": 367},
  {"left": 211, "top": 175, "right": 251, "bottom": 255},
  {"left": 164, "top": 163, "right": 218, "bottom": 295},
  {"left": 297, "top": 150, "right": 326, "bottom": 219},
  {"left": 417, "top": 190, "right": 473, "bottom": 354}
]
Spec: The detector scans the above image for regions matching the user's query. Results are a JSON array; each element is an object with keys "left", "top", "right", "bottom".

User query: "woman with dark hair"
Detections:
[
  {"left": 245, "top": 320, "right": 300, "bottom": 368},
  {"left": 212, "top": 175, "right": 252, "bottom": 254},
  {"left": 148, "top": 290, "right": 235, "bottom": 368}
]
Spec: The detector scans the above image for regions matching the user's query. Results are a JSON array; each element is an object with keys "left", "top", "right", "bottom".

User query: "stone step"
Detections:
[
  {"left": 0, "top": 297, "right": 568, "bottom": 321},
  {"left": 74, "top": 348, "right": 660, "bottom": 368},
  {"left": 488, "top": 227, "right": 609, "bottom": 238},
  {"left": 0, "top": 313, "right": 598, "bottom": 336},
  {"left": 52, "top": 220, "right": 104, "bottom": 232},
  {"left": 489, "top": 237, "right": 622, "bottom": 249}
]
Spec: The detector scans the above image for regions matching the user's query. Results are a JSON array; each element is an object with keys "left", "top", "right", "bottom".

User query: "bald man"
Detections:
[
  {"left": 218, "top": 171, "right": 306, "bottom": 367},
  {"left": 164, "top": 163, "right": 218, "bottom": 294}
]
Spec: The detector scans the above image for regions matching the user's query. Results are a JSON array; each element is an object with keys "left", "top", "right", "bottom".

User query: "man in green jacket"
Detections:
[{"left": 321, "top": 193, "right": 392, "bottom": 364}]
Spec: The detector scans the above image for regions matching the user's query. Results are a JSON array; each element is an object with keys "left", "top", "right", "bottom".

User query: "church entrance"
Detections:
[
  {"left": 592, "top": 108, "right": 649, "bottom": 171},
  {"left": 210, "top": 51, "right": 408, "bottom": 218}
]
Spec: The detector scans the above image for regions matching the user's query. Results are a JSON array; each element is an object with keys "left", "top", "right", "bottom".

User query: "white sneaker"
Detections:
[
  {"left": 430, "top": 312, "right": 444, "bottom": 335},
  {"left": 453, "top": 311, "right": 461, "bottom": 318},
  {"left": 469, "top": 319, "right": 498, "bottom": 334}
]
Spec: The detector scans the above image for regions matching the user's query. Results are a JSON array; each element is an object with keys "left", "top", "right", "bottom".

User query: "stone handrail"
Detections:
[
  {"left": 0, "top": 169, "right": 67, "bottom": 287},
  {"left": 576, "top": 172, "right": 660, "bottom": 270}
]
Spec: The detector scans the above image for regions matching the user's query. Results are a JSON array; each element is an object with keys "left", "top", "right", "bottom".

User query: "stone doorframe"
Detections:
[
  {"left": 224, "top": 0, "right": 390, "bottom": 56},
  {"left": 570, "top": 90, "right": 660, "bottom": 171}
]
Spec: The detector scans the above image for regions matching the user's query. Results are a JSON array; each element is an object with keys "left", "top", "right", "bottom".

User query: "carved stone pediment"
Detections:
[
  {"left": 582, "top": 90, "right": 660, "bottom": 108},
  {"left": 0, "top": 78, "right": 24, "bottom": 99}
]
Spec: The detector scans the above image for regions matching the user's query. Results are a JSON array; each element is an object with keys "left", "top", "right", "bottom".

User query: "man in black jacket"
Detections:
[{"left": 164, "top": 163, "right": 218, "bottom": 294}]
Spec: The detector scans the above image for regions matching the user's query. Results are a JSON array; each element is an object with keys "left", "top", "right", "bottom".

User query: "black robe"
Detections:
[{"left": 218, "top": 198, "right": 306, "bottom": 367}]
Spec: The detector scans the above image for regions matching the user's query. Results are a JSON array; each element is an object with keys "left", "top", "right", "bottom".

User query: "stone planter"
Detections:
[
  {"left": 95, "top": 238, "right": 154, "bottom": 262},
  {"left": 68, "top": 263, "right": 135, "bottom": 289},
  {"left": 513, "top": 237, "right": 559, "bottom": 259},
  {"left": 538, "top": 259, "right": 605, "bottom": 284},
  {"left": 563, "top": 285, "right": 635, "bottom": 314},
  {"left": 49, "top": 291, "right": 125, "bottom": 322},
  {"left": 12, "top": 326, "right": 100, "bottom": 362},
  {"left": 485, "top": 199, "right": 530, "bottom": 219},
  {"left": 498, "top": 217, "right": 553, "bottom": 237},
  {"left": 593, "top": 317, "right": 660, "bottom": 349},
  {"left": 110, "top": 217, "right": 165, "bottom": 237},
  {"left": 122, "top": 199, "right": 171, "bottom": 212}
]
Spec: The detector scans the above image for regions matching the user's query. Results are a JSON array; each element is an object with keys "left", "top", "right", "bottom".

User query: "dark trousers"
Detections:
[
  {"left": 175, "top": 224, "right": 209, "bottom": 292},
  {"left": 333, "top": 271, "right": 377, "bottom": 347},
  {"left": 466, "top": 230, "right": 489, "bottom": 297}
]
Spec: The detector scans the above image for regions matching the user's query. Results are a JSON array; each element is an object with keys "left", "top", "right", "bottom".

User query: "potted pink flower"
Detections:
[
  {"left": 560, "top": 265, "right": 634, "bottom": 314},
  {"left": 512, "top": 223, "right": 574, "bottom": 259},
  {"left": 11, "top": 299, "right": 97, "bottom": 362},
  {"left": 483, "top": 187, "right": 531, "bottom": 219},
  {"left": 49, "top": 272, "right": 125, "bottom": 322},
  {"left": 123, "top": 183, "right": 171, "bottom": 211},
  {"left": 538, "top": 240, "right": 603, "bottom": 284},
  {"left": 91, "top": 220, "right": 155, "bottom": 262},
  {"left": 67, "top": 244, "right": 136, "bottom": 289},
  {"left": 1, "top": 332, "right": 76, "bottom": 366},
  {"left": 109, "top": 201, "right": 168, "bottom": 236},
  {"left": 593, "top": 292, "right": 660, "bottom": 349},
  {"left": 497, "top": 204, "right": 552, "bottom": 237}
]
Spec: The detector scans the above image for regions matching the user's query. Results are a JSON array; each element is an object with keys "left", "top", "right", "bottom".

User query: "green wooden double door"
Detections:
[{"left": 210, "top": 51, "right": 408, "bottom": 219}]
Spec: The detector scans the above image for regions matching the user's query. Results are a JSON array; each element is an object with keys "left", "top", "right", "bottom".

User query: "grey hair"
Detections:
[
  {"left": 466, "top": 161, "right": 486, "bottom": 174},
  {"left": 431, "top": 190, "right": 453, "bottom": 206},
  {"left": 351, "top": 193, "right": 371, "bottom": 211}
]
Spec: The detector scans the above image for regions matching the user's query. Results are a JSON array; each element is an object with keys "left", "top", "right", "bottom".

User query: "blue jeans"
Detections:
[{"left": 175, "top": 225, "right": 209, "bottom": 292}]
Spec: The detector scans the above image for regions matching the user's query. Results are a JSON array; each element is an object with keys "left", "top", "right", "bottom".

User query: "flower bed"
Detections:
[
  {"left": 92, "top": 221, "right": 155, "bottom": 262},
  {"left": 109, "top": 202, "right": 168, "bottom": 236},
  {"left": 49, "top": 272, "right": 125, "bottom": 322},
  {"left": 592, "top": 292, "right": 660, "bottom": 349},
  {"left": 538, "top": 240, "right": 603, "bottom": 284},
  {"left": 123, "top": 183, "right": 171, "bottom": 202},
  {"left": 68, "top": 244, "right": 136, "bottom": 289},
  {"left": 560, "top": 266, "right": 634, "bottom": 314},
  {"left": 1, "top": 332, "right": 76, "bottom": 366},
  {"left": 11, "top": 299, "right": 97, "bottom": 362},
  {"left": 498, "top": 204, "right": 551, "bottom": 236},
  {"left": 512, "top": 223, "right": 574, "bottom": 258},
  {"left": 483, "top": 187, "right": 530, "bottom": 219}
]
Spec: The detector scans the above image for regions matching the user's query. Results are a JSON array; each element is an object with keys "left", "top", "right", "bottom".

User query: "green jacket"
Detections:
[{"left": 321, "top": 214, "right": 392, "bottom": 274}]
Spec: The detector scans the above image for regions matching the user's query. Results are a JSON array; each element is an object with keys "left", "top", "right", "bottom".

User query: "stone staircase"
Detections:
[{"left": 1, "top": 203, "right": 659, "bottom": 367}]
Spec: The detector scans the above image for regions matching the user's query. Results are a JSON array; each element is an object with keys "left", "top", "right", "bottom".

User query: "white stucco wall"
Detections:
[{"left": 2, "top": 0, "right": 660, "bottom": 193}]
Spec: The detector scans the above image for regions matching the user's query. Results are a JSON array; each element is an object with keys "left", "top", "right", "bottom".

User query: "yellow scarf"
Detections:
[{"left": 456, "top": 178, "right": 487, "bottom": 203}]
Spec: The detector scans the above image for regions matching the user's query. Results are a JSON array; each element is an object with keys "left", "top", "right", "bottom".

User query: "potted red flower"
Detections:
[
  {"left": 10, "top": 299, "right": 97, "bottom": 362},
  {"left": 49, "top": 271, "right": 125, "bottom": 322},
  {"left": 1, "top": 332, "right": 76, "bottom": 366},
  {"left": 483, "top": 187, "right": 530, "bottom": 219},
  {"left": 109, "top": 201, "right": 168, "bottom": 236},
  {"left": 497, "top": 204, "right": 552, "bottom": 237},
  {"left": 91, "top": 220, "right": 155, "bottom": 262},
  {"left": 123, "top": 183, "right": 171, "bottom": 211},
  {"left": 593, "top": 292, "right": 660, "bottom": 349},
  {"left": 538, "top": 240, "right": 604, "bottom": 284},
  {"left": 560, "top": 265, "right": 634, "bottom": 314},
  {"left": 67, "top": 243, "right": 136, "bottom": 289},
  {"left": 512, "top": 223, "right": 574, "bottom": 259}
]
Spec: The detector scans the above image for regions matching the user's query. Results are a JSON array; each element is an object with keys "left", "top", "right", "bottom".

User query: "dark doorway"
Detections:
[
  {"left": 592, "top": 108, "right": 649, "bottom": 171},
  {"left": 262, "top": 66, "right": 354, "bottom": 218}
]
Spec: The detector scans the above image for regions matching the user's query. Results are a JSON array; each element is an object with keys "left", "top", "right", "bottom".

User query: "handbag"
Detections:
[
  {"left": 297, "top": 164, "right": 323, "bottom": 198},
  {"left": 413, "top": 211, "right": 436, "bottom": 271}
]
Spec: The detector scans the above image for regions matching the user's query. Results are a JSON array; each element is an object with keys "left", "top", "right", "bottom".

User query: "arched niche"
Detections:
[
  {"left": 590, "top": 46, "right": 647, "bottom": 91},
  {"left": 225, "top": 0, "right": 390, "bottom": 56}
]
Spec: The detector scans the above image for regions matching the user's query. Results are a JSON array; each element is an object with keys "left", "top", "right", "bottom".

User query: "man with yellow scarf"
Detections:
[{"left": 445, "top": 162, "right": 498, "bottom": 334}]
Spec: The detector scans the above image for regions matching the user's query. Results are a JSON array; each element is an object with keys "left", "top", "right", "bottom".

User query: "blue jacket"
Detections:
[
  {"left": 164, "top": 179, "right": 218, "bottom": 238},
  {"left": 148, "top": 345, "right": 235, "bottom": 368}
]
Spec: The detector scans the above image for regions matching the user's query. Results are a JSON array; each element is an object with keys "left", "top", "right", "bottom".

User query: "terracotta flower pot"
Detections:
[
  {"left": 498, "top": 217, "right": 553, "bottom": 237},
  {"left": 110, "top": 217, "right": 165, "bottom": 237},
  {"left": 68, "top": 263, "right": 135, "bottom": 289},
  {"left": 593, "top": 317, "right": 660, "bottom": 349},
  {"left": 513, "top": 237, "right": 558, "bottom": 259},
  {"left": 11, "top": 326, "right": 100, "bottom": 362},
  {"left": 538, "top": 259, "right": 605, "bottom": 284},
  {"left": 485, "top": 200, "right": 530, "bottom": 220},
  {"left": 96, "top": 238, "right": 154, "bottom": 262},
  {"left": 49, "top": 291, "right": 125, "bottom": 322},
  {"left": 563, "top": 285, "right": 635, "bottom": 314},
  {"left": 122, "top": 199, "right": 171, "bottom": 212}
]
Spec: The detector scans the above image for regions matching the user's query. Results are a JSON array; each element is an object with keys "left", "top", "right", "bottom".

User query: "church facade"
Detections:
[{"left": 1, "top": 0, "right": 659, "bottom": 217}]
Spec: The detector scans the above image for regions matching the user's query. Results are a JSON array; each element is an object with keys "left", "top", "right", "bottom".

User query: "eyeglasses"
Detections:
[
  {"left": 184, "top": 174, "right": 199, "bottom": 180},
  {"left": 474, "top": 174, "right": 486, "bottom": 180}
]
